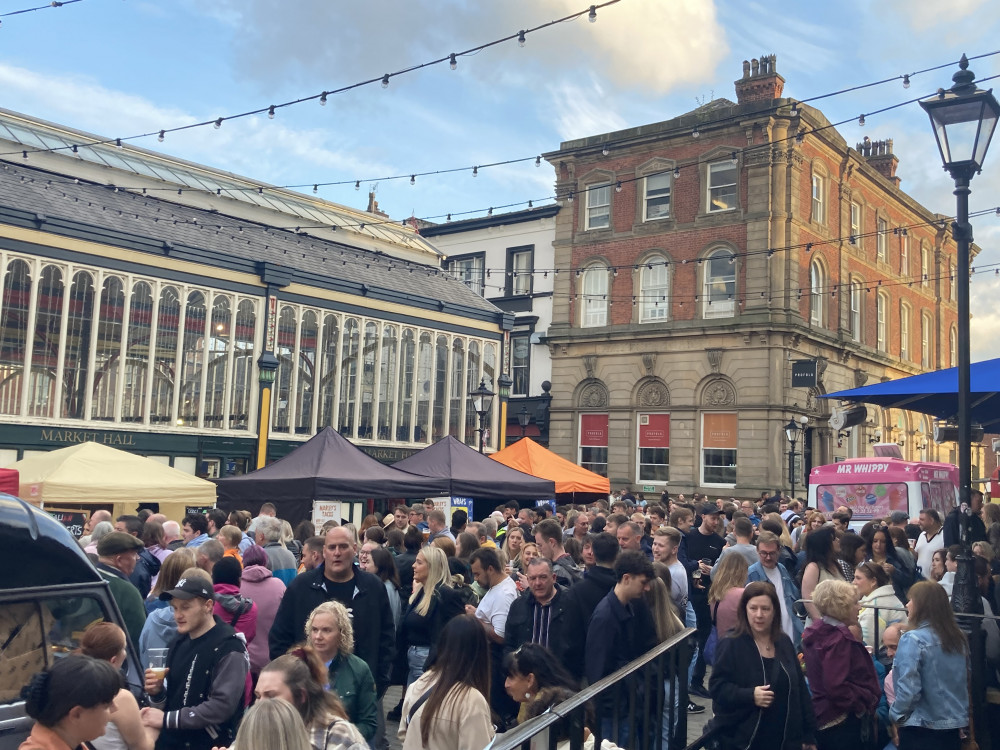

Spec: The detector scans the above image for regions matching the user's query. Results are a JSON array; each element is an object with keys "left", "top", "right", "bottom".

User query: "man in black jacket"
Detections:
[
  {"left": 943, "top": 488, "right": 988, "bottom": 547},
  {"left": 141, "top": 574, "right": 249, "bottom": 750},
  {"left": 268, "top": 526, "right": 395, "bottom": 696},
  {"left": 504, "top": 557, "right": 584, "bottom": 679},
  {"left": 567, "top": 532, "right": 619, "bottom": 625}
]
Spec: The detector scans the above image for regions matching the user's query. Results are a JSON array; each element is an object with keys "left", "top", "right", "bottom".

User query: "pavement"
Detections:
[{"left": 382, "top": 674, "right": 715, "bottom": 749}]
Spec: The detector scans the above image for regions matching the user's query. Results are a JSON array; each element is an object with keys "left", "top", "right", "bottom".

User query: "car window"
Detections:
[{"left": 0, "top": 593, "right": 112, "bottom": 705}]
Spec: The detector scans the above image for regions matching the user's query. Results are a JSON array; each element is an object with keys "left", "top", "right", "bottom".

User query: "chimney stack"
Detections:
[
  {"left": 856, "top": 137, "right": 900, "bottom": 188},
  {"left": 734, "top": 54, "right": 785, "bottom": 104}
]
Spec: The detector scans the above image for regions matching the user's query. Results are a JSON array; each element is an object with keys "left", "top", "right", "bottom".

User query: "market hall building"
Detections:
[{"left": 0, "top": 108, "right": 510, "bottom": 501}]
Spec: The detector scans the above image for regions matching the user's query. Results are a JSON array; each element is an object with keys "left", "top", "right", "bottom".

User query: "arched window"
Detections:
[
  {"left": 295, "top": 310, "right": 318, "bottom": 434},
  {"left": 204, "top": 295, "right": 232, "bottom": 429},
  {"left": 703, "top": 249, "right": 735, "bottom": 319},
  {"left": 30, "top": 265, "right": 63, "bottom": 418},
  {"left": 432, "top": 335, "right": 448, "bottom": 440},
  {"left": 359, "top": 321, "right": 378, "bottom": 439},
  {"left": 950, "top": 327, "right": 957, "bottom": 368},
  {"left": 876, "top": 291, "right": 889, "bottom": 352},
  {"left": 396, "top": 328, "right": 415, "bottom": 441},
  {"left": 92, "top": 276, "right": 126, "bottom": 421},
  {"left": 899, "top": 302, "right": 911, "bottom": 361},
  {"left": 123, "top": 281, "right": 153, "bottom": 423},
  {"left": 414, "top": 331, "right": 433, "bottom": 443},
  {"left": 921, "top": 244, "right": 930, "bottom": 286},
  {"left": 581, "top": 264, "right": 608, "bottom": 327},
  {"left": 151, "top": 286, "right": 180, "bottom": 423},
  {"left": 849, "top": 281, "right": 862, "bottom": 342},
  {"left": 378, "top": 325, "right": 398, "bottom": 440},
  {"left": 449, "top": 338, "right": 464, "bottom": 439},
  {"left": 339, "top": 318, "right": 360, "bottom": 436},
  {"left": 318, "top": 314, "right": 340, "bottom": 428},
  {"left": 0, "top": 259, "right": 31, "bottom": 415},
  {"left": 921, "top": 312, "right": 933, "bottom": 369},
  {"left": 230, "top": 299, "right": 256, "bottom": 430},
  {"left": 809, "top": 260, "right": 824, "bottom": 327},
  {"left": 272, "top": 305, "right": 296, "bottom": 433},
  {"left": 639, "top": 256, "right": 669, "bottom": 323}
]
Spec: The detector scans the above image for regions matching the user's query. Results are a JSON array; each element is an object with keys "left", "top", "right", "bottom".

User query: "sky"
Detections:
[{"left": 1, "top": 0, "right": 999, "bottom": 357}]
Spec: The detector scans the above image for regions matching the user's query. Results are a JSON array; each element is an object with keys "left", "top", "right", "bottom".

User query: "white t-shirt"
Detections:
[
  {"left": 667, "top": 560, "right": 688, "bottom": 609},
  {"left": 914, "top": 529, "right": 944, "bottom": 578},
  {"left": 475, "top": 574, "right": 518, "bottom": 638},
  {"left": 763, "top": 564, "right": 794, "bottom": 640}
]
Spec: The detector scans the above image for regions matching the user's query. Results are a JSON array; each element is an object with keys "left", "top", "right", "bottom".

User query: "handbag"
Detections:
[{"left": 704, "top": 601, "right": 721, "bottom": 666}]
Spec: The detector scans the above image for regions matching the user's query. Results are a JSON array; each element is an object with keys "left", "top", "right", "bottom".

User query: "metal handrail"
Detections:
[{"left": 487, "top": 627, "right": 696, "bottom": 750}]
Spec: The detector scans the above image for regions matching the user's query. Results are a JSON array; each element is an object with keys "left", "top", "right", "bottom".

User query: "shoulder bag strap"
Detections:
[{"left": 406, "top": 687, "right": 434, "bottom": 727}]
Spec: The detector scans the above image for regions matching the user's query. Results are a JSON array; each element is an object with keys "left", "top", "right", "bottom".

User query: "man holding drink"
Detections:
[{"left": 139, "top": 572, "right": 249, "bottom": 750}]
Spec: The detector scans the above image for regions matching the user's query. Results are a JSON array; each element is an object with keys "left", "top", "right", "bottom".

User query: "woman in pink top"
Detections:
[
  {"left": 708, "top": 554, "right": 750, "bottom": 639},
  {"left": 239, "top": 544, "right": 286, "bottom": 676}
]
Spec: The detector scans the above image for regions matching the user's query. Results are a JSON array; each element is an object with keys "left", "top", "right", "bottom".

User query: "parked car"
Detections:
[{"left": 0, "top": 494, "right": 143, "bottom": 750}]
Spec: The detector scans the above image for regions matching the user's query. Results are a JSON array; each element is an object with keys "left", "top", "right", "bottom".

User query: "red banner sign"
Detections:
[
  {"left": 580, "top": 414, "right": 609, "bottom": 447},
  {"left": 639, "top": 414, "right": 670, "bottom": 448}
]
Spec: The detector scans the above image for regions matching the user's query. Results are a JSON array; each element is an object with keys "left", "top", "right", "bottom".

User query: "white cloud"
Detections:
[
  {"left": 883, "top": 0, "right": 993, "bottom": 32},
  {"left": 547, "top": 78, "right": 629, "bottom": 141}
]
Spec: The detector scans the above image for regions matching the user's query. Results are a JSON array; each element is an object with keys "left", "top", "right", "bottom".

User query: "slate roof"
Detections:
[{"left": 0, "top": 159, "right": 502, "bottom": 320}]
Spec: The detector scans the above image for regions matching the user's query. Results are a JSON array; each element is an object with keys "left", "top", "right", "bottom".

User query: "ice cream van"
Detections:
[{"left": 807, "top": 457, "right": 958, "bottom": 522}]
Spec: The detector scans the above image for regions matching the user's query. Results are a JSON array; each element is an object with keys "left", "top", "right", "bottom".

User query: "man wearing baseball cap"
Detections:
[
  {"left": 140, "top": 571, "right": 249, "bottom": 750},
  {"left": 96, "top": 531, "right": 147, "bottom": 649}
]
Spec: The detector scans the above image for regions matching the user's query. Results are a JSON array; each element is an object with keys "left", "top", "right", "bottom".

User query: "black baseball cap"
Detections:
[
  {"left": 160, "top": 576, "right": 215, "bottom": 601},
  {"left": 700, "top": 503, "right": 722, "bottom": 516}
]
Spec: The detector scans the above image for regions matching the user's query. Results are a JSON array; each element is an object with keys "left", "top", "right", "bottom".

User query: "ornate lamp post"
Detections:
[
  {"left": 517, "top": 406, "right": 531, "bottom": 439},
  {"left": 784, "top": 418, "right": 801, "bottom": 502},
  {"left": 469, "top": 378, "right": 495, "bottom": 454},
  {"left": 919, "top": 53, "right": 998, "bottom": 738}
]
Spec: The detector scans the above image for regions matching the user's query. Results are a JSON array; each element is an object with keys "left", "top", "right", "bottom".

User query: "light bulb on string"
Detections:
[
  {"left": 858, "top": 114, "right": 865, "bottom": 127},
  {"left": 472, "top": 166, "right": 478, "bottom": 177},
  {"left": 535, "top": 156, "right": 541, "bottom": 167},
  {"left": 115, "top": 138, "right": 123, "bottom": 149},
  {"left": 355, "top": 180, "right": 360, "bottom": 190},
  {"left": 588, "top": 5, "right": 597, "bottom": 22},
  {"left": 730, "top": 151, "right": 738, "bottom": 165},
  {"left": 615, "top": 181, "right": 622, "bottom": 193},
  {"left": 214, "top": 118, "right": 223, "bottom": 129},
  {"left": 449, "top": 54, "right": 457, "bottom": 70},
  {"left": 158, "top": 130, "right": 165, "bottom": 142},
  {"left": 268, "top": 105, "right": 276, "bottom": 119},
  {"left": 673, "top": 167, "right": 680, "bottom": 179},
  {"left": 319, "top": 92, "right": 328, "bottom": 106},
  {"left": 381, "top": 74, "right": 390, "bottom": 88},
  {"left": 410, "top": 175, "right": 415, "bottom": 186},
  {"left": 790, "top": 102, "right": 799, "bottom": 117},
  {"left": 518, "top": 30, "right": 526, "bottom": 47},
  {"left": 902, "top": 74, "right": 910, "bottom": 89},
  {"left": 313, "top": 185, "right": 318, "bottom": 194},
  {"left": 692, "top": 126, "right": 700, "bottom": 139},
  {"left": 602, "top": 144, "right": 609, "bottom": 156}
]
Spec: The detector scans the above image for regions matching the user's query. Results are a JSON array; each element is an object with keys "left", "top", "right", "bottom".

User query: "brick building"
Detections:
[{"left": 542, "top": 56, "right": 975, "bottom": 498}]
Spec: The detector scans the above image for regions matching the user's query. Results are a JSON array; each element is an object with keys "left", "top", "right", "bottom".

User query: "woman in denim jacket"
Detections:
[{"left": 889, "top": 580, "right": 969, "bottom": 750}]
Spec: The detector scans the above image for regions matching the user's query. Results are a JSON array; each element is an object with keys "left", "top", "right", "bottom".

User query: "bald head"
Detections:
[
  {"left": 86, "top": 509, "right": 112, "bottom": 534},
  {"left": 883, "top": 623, "right": 905, "bottom": 660}
]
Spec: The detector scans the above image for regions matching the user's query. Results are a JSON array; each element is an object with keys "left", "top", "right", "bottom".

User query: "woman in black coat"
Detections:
[
  {"left": 398, "top": 545, "right": 464, "bottom": 688},
  {"left": 709, "top": 581, "right": 817, "bottom": 750}
]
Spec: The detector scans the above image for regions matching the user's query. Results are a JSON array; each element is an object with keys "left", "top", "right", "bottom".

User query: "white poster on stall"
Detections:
[{"left": 312, "top": 501, "right": 342, "bottom": 528}]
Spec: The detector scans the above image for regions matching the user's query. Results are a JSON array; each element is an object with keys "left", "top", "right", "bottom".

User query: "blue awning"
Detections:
[{"left": 821, "top": 357, "right": 1000, "bottom": 429}]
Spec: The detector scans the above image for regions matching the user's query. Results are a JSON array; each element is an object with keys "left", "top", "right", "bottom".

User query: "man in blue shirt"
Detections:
[{"left": 182, "top": 513, "right": 210, "bottom": 548}]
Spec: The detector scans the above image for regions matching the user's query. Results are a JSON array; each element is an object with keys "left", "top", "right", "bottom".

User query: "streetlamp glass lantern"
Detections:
[
  {"left": 919, "top": 55, "right": 1000, "bottom": 174},
  {"left": 497, "top": 373, "right": 513, "bottom": 400},
  {"left": 784, "top": 419, "right": 799, "bottom": 445},
  {"left": 470, "top": 378, "right": 495, "bottom": 417},
  {"left": 517, "top": 406, "right": 531, "bottom": 428}
]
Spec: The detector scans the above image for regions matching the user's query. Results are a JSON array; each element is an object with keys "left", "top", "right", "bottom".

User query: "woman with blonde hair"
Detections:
[
  {"left": 138, "top": 548, "right": 196, "bottom": 666},
  {"left": 708, "top": 554, "right": 750, "bottom": 643},
  {"left": 79, "top": 622, "right": 155, "bottom": 750},
  {"left": 891, "top": 580, "right": 969, "bottom": 750},
  {"left": 231, "top": 698, "right": 311, "bottom": 750},
  {"left": 801, "top": 579, "right": 881, "bottom": 749},
  {"left": 399, "top": 545, "right": 463, "bottom": 688},
  {"left": 501, "top": 526, "right": 526, "bottom": 571},
  {"left": 258, "top": 646, "right": 367, "bottom": 750},
  {"left": 304, "top": 601, "right": 377, "bottom": 743}
]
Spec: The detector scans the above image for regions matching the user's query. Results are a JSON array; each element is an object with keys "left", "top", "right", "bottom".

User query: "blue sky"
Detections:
[{"left": 2, "top": 0, "right": 999, "bottom": 356}]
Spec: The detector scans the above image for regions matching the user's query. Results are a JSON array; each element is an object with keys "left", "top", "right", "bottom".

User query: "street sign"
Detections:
[{"left": 791, "top": 360, "right": 817, "bottom": 388}]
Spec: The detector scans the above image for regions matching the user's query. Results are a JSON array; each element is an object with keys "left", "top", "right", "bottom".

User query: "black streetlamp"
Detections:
[
  {"left": 517, "top": 406, "right": 531, "bottom": 438},
  {"left": 469, "top": 378, "right": 495, "bottom": 453},
  {"left": 784, "top": 418, "right": 801, "bottom": 502},
  {"left": 919, "top": 53, "right": 998, "bottom": 738}
]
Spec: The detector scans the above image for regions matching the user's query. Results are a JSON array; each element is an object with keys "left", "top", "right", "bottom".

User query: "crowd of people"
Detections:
[{"left": 19, "top": 487, "right": 995, "bottom": 750}]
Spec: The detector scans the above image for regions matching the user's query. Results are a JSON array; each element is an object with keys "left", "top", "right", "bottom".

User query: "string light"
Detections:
[
  {"left": 410, "top": 175, "right": 415, "bottom": 185},
  {"left": 589, "top": 5, "right": 597, "bottom": 22},
  {"left": 158, "top": 130, "right": 165, "bottom": 142},
  {"left": 535, "top": 156, "right": 541, "bottom": 167},
  {"left": 602, "top": 144, "right": 609, "bottom": 156},
  {"left": 692, "top": 126, "right": 700, "bottom": 139},
  {"left": 319, "top": 92, "right": 328, "bottom": 106},
  {"left": 267, "top": 105, "right": 276, "bottom": 119},
  {"left": 615, "top": 181, "right": 622, "bottom": 192},
  {"left": 472, "top": 166, "right": 478, "bottom": 177},
  {"left": 355, "top": 180, "right": 360, "bottom": 190},
  {"left": 115, "top": 138, "right": 122, "bottom": 149},
  {"left": 449, "top": 54, "right": 457, "bottom": 70},
  {"left": 0, "top": 0, "right": 82, "bottom": 20},
  {"left": 381, "top": 74, "right": 390, "bottom": 88},
  {"left": 858, "top": 114, "right": 866, "bottom": 127},
  {"left": 213, "top": 118, "right": 223, "bottom": 129},
  {"left": 902, "top": 74, "right": 910, "bottom": 89},
  {"left": 517, "top": 30, "right": 526, "bottom": 47}
]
